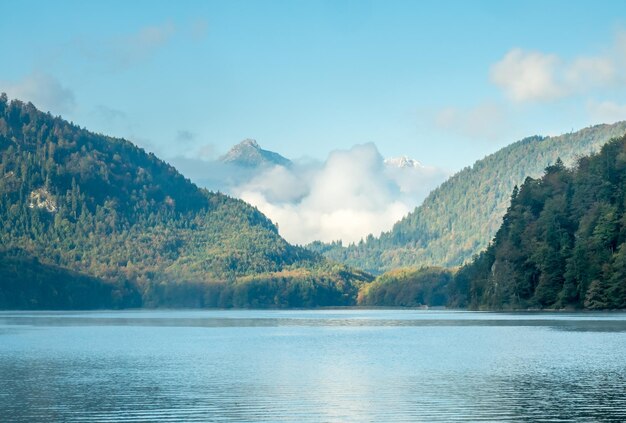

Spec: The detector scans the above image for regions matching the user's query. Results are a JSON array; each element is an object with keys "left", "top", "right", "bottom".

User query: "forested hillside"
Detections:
[
  {"left": 0, "top": 95, "right": 370, "bottom": 309},
  {"left": 356, "top": 267, "right": 457, "bottom": 308},
  {"left": 359, "top": 138, "right": 626, "bottom": 310},
  {"left": 459, "top": 137, "right": 626, "bottom": 309},
  {"left": 316, "top": 123, "right": 626, "bottom": 274}
]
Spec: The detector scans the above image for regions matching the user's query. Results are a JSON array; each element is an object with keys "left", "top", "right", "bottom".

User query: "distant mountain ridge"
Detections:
[
  {"left": 220, "top": 139, "right": 425, "bottom": 171},
  {"left": 220, "top": 139, "right": 291, "bottom": 168},
  {"left": 316, "top": 122, "right": 626, "bottom": 274}
]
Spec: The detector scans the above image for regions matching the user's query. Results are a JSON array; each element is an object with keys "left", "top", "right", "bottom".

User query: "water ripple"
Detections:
[{"left": 0, "top": 310, "right": 625, "bottom": 422}]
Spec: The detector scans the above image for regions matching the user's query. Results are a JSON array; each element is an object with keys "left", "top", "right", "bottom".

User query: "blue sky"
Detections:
[{"left": 2, "top": 0, "right": 626, "bottom": 171}]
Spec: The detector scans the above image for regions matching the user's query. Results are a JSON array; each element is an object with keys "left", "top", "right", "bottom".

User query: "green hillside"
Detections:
[
  {"left": 358, "top": 138, "right": 626, "bottom": 310},
  {"left": 458, "top": 137, "right": 626, "bottom": 310},
  {"left": 356, "top": 267, "right": 456, "bottom": 308},
  {"left": 315, "top": 123, "right": 626, "bottom": 274},
  {"left": 0, "top": 95, "right": 370, "bottom": 309}
]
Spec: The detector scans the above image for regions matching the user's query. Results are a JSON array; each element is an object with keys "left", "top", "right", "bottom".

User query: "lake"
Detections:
[{"left": 0, "top": 310, "right": 625, "bottom": 422}]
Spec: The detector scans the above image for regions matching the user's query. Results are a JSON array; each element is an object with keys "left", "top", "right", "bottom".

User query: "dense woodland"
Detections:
[
  {"left": 459, "top": 138, "right": 626, "bottom": 309},
  {"left": 315, "top": 122, "right": 626, "bottom": 274},
  {"left": 359, "top": 138, "right": 626, "bottom": 309},
  {"left": 0, "top": 96, "right": 370, "bottom": 309},
  {"left": 357, "top": 267, "right": 458, "bottom": 308}
]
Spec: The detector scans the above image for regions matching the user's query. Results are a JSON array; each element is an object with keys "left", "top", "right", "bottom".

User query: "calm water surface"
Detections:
[{"left": 0, "top": 309, "right": 625, "bottom": 422}]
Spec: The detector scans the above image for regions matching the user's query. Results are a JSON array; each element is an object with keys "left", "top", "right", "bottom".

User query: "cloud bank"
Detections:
[{"left": 173, "top": 143, "right": 449, "bottom": 245}]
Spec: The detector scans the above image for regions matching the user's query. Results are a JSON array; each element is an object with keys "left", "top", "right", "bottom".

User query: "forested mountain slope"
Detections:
[
  {"left": 458, "top": 137, "right": 626, "bottom": 309},
  {"left": 358, "top": 137, "right": 626, "bottom": 310},
  {"left": 316, "top": 123, "right": 626, "bottom": 274},
  {"left": 0, "top": 95, "right": 369, "bottom": 309}
]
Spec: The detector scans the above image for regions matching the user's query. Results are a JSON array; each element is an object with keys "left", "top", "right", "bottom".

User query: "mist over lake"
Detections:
[{"left": 1, "top": 310, "right": 625, "bottom": 422}]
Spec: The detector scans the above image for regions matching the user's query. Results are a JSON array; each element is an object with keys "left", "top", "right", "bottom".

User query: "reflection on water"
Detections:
[{"left": 0, "top": 310, "right": 625, "bottom": 422}]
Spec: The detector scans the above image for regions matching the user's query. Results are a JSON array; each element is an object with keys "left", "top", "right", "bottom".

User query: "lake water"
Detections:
[{"left": 0, "top": 310, "right": 625, "bottom": 422}]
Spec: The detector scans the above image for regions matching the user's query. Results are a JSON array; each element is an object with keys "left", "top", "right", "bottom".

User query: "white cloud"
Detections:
[
  {"left": 230, "top": 143, "right": 448, "bottom": 244},
  {"left": 1, "top": 72, "right": 76, "bottom": 114},
  {"left": 490, "top": 49, "right": 565, "bottom": 102},
  {"left": 490, "top": 42, "right": 618, "bottom": 103},
  {"left": 587, "top": 99, "right": 626, "bottom": 124},
  {"left": 237, "top": 164, "right": 311, "bottom": 204},
  {"left": 241, "top": 190, "right": 410, "bottom": 245},
  {"left": 384, "top": 161, "right": 449, "bottom": 201}
]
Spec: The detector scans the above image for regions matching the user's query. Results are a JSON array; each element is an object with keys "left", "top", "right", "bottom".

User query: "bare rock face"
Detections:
[{"left": 28, "top": 188, "right": 57, "bottom": 212}]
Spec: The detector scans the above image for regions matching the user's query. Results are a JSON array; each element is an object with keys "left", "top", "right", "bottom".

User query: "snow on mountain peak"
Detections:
[{"left": 384, "top": 156, "right": 423, "bottom": 169}]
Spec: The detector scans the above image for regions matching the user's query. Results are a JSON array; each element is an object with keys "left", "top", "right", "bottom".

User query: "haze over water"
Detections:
[{"left": 1, "top": 310, "right": 625, "bottom": 422}]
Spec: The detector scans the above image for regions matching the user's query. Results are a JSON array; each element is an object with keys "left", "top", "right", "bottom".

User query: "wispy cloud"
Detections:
[
  {"left": 75, "top": 22, "right": 176, "bottom": 70},
  {"left": 1, "top": 72, "right": 75, "bottom": 114},
  {"left": 434, "top": 102, "right": 507, "bottom": 141},
  {"left": 113, "top": 21, "right": 176, "bottom": 67},
  {"left": 587, "top": 99, "right": 626, "bottom": 124},
  {"left": 490, "top": 49, "right": 565, "bottom": 102},
  {"left": 93, "top": 104, "right": 127, "bottom": 123},
  {"left": 490, "top": 34, "right": 622, "bottom": 103}
]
